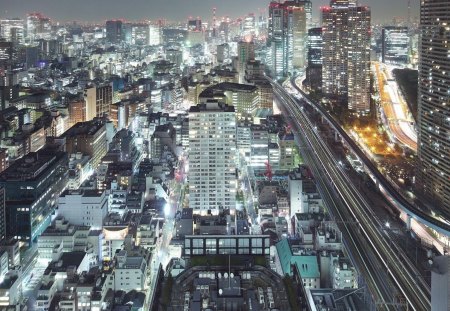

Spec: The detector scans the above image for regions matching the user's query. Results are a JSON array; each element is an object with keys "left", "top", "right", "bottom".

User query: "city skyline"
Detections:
[{"left": 1, "top": 0, "right": 418, "bottom": 23}]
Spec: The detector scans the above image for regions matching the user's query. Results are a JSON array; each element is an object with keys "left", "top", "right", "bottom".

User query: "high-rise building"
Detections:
[
  {"left": 188, "top": 101, "right": 237, "bottom": 215},
  {"left": 308, "top": 27, "right": 323, "bottom": 66},
  {"left": 83, "top": 84, "right": 113, "bottom": 121},
  {"left": 131, "top": 23, "right": 149, "bottom": 45},
  {"left": 322, "top": 0, "right": 371, "bottom": 114},
  {"left": 68, "top": 99, "right": 86, "bottom": 127},
  {"left": 26, "top": 13, "right": 51, "bottom": 40},
  {"left": 382, "top": 26, "right": 410, "bottom": 65},
  {"left": 149, "top": 23, "right": 161, "bottom": 46},
  {"left": 0, "top": 147, "right": 68, "bottom": 244},
  {"left": 242, "top": 13, "right": 257, "bottom": 38},
  {"left": 268, "top": 0, "right": 311, "bottom": 78},
  {"left": 106, "top": 20, "right": 123, "bottom": 43},
  {"left": 0, "top": 18, "right": 24, "bottom": 43},
  {"left": 188, "top": 19, "right": 202, "bottom": 32},
  {"left": 0, "top": 42, "right": 13, "bottom": 63},
  {"left": 237, "top": 41, "right": 255, "bottom": 82},
  {"left": 417, "top": 0, "right": 450, "bottom": 216}
]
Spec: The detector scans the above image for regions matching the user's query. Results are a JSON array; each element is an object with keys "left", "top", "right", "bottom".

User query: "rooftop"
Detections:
[
  {"left": 61, "top": 119, "right": 105, "bottom": 138},
  {"left": 189, "top": 101, "right": 235, "bottom": 113},
  {"left": 0, "top": 148, "right": 66, "bottom": 182}
]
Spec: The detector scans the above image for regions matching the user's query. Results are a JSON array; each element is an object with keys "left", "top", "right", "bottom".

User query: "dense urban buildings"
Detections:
[
  {"left": 0, "top": 1, "right": 447, "bottom": 310},
  {"left": 321, "top": 0, "right": 371, "bottom": 114},
  {"left": 267, "top": 0, "right": 311, "bottom": 78},
  {"left": 417, "top": 0, "right": 450, "bottom": 218}
]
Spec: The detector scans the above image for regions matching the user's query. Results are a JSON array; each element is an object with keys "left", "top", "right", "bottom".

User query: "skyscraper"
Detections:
[
  {"left": 321, "top": 0, "right": 371, "bottom": 114},
  {"left": 106, "top": 20, "right": 123, "bottom": 43},
  {"left": 237, "top": 40, "right": 255, "bottom": 83},
  {"left": 417, "top": 0, "right": 450, "bottom": 217},
  {"left": 382, "top": 26, "right": 410, "bottom": 65},
  {"left": 0, "top": 18, "right": 24, "bottom": 44},
  {"left": 26, "top": 13, "right": 51, "bottom": 41},
  {"left": 188, "top": 101, "right": 237, "bottom": 215},
  {"left": 268, "top": 0, "right": 311, "bottom": 78}
]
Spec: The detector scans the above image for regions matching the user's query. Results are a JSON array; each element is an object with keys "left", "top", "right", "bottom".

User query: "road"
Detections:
[
  {"left": 144, "top": 154, "right": 187, "bottom": 309},
  {"left": 271, "top": 80, "right": 430, "bottom": 310},
  {"left": 290, "top": 76, "right": 450, "bottom": 241},
  {"left": 374, "top": 62, "right": 417, "bottom": 151}
]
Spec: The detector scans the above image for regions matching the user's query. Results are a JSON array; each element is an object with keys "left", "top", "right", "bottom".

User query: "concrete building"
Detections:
[
  {"left": 83, "top": 84, "right": 113, "bottom": 121},
  {"left": 276, "top": 238, "right": 320, "bottom": 289},
  {"left": 62, "top": 119, "right": 107, "bottom": 168},
  {"left": 250, "top": 124, "right": 269, "bottom": 171},
  {"left": 58, "top": 190, "right": 108, "bottom": 229},
  {"left": 331, "top": 258, "right": 357, "bottom": 289},
  {"left": 188, "top": 102, "right": 237, "bottom": 215},
  {"left": 288, "top": 165, "right": 321, "bottom": 216},
  {"left": 0, "top": 147, "right": 68, "bottom": 243},
  {"left": 321, "top": 0, "right": 371, "bottom": 114},
  {"left": 114, "top": 249, "right": 149, "bottom": 292},
  {"left": 416, "top": 0, "right": 450, "bottom": 217},
  {"left": 67, "top": 153, "right": 92, "bottom": 190},
  {"left": 37, "top": 217, "right": 104, "bottom": 266},
  {"left": 198, "top": 82, "right": 260, "bottom": 118}
]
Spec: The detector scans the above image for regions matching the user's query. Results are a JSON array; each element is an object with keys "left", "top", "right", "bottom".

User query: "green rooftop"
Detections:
[{"left": 276, "top": 238, "right": 320, "bottom": 279}]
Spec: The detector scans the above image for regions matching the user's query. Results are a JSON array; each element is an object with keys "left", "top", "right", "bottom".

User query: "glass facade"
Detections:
[
  {"left": 184, "top": 235, "right": 270, "bottom": 256},
  {"left": 382, "top": 26, "right": 410, "bottom": 65}
]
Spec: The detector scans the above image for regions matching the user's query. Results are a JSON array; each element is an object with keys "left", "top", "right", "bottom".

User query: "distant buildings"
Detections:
[
  {"left": 106, "top": 20, "right": 123, "bottom": 43},
  {"left": 382, "top": 26, "right": 410, "bottom": 65},
  {"left": 267, "top": 0, "right": 311, "bottom": 78},
  {"left": 188, "top": 102, "right": 237, "bottom": 215},
  {"left": 321, "top": 0, "right": 371, "bottom": 114},
  {"left": 236, "top": 41, "right": 255, "bottom": 82},
  {"left": 0, "top": 18, "right": 24, "bottom": 43},
  {"left": 417, "top": 0, "right": 450, "bottom": 217}
]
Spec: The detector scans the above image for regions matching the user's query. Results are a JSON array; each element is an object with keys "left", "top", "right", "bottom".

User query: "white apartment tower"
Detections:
[
  {"left": 417, "top": 0, "right": 450, "bottom": 217},
  {"left": 321, "top": 0, "right": 371, "bottom": 114},
  {"left": 188, "top": 101, "right": 237, "bottom": 215}
]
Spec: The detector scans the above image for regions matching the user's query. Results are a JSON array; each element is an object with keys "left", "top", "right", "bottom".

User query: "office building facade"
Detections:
[
  {"left": 106, "top": 20, "right": 123, "bottom": 43},
  {"left": 0, "top": 148, "right": 68, "bottom": 243},
  {"left": 84, "top": 84, "right": 113, "bottom": 121},
  {"left": 268, "top": 0, "right": 311, "bottom": 78},
  {"left": 382, "top": 26, "right": 410, "bottom": 65}
]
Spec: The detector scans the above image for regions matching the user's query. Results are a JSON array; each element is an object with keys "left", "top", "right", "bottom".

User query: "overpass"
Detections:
[
  {"left": 272, "top": 80, "right": 430, "bottom": 310},
  {"left": 288, "top": 77, "right": 450, "bottom": 238}
]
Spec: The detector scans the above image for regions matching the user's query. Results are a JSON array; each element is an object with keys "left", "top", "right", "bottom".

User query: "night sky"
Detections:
[{"left": 0, "top": 0, "right": 419, "bottom": 23}]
